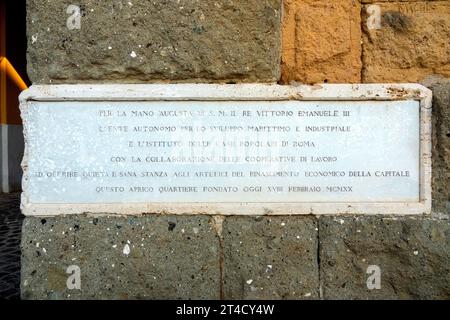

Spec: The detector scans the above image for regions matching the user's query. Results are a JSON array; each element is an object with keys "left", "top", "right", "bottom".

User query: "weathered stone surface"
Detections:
[
  {"left": 281, "top": 0, "right": 361, "bottom": 84},
  {"left": 362, "top": 0, "right": 444, "bottom": 2},
  {"left": 319, "top": 216, "right": 450, "bottom": 299},
  {"left": 27, "top": 0, "right": 281, "bottom": 83},
  {"left": 424, "top": 79, "right": 450, "bottom": 214},
  {"left": 362, "top": 1, "right": 445, "bottom": 3},
  {"left": 362, "top": 1, "right": 450, "bottom": 82},
  {"left": 21, "top": 215, "right": 220, "bottom": 299},
  {"left": 223, "top": 216, "right": 319, "bottom": 299}
]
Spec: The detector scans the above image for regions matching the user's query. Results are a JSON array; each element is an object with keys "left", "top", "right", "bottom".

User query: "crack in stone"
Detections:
[
  {"left": 211, "top": 215, "right": 225, "bottom": 299},
  {"left": 317, "top": 217, "right": 323, "bottom": 299}
]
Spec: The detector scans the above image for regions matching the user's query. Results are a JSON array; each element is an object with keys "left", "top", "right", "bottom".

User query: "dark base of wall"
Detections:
[{"left": 20, "top": 214, "right": 449, "bottom": 300}]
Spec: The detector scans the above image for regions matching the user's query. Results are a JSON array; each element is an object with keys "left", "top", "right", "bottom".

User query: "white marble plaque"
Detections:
[{"left": 20, "top": 84, "right": 432, "bottom": 215}]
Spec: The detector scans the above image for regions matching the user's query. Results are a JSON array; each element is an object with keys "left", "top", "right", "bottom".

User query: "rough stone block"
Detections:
[
  {"left": 362, "top": 1, "right": 450, "bottom": 82},
  {"left": 426, "top": 80, "right": 450, "bottom": 214},
  {"left": 27, "top": 0, "right": 281, "bottom": 83},
  {"left": 223, "top": 216, "right": 319, "bottom": 299},
  {"left": 281, "top": 0, "right": 361, "bottom": 84},
  {"left": 362, "top": 1, "right": 444, "bottom": 3},
  {"left": 21, "top": 215, "right": 220, "bottom": 299},
  {"left": 319, "top": 216, "right": 450, "bottom": 299}
]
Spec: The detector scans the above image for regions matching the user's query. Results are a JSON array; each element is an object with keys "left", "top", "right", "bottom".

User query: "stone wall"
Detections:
[{"left": 21, "top": 0, "right": 449, "bottom": 299}]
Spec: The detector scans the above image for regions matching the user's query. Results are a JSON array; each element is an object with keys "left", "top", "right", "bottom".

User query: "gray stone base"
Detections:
[
  {"left": 21, "top": 215, "right": 319, "bottom": 300},
  {"left": 21, "top": 215, "right": 221, "bottom": 299},
  {"left": 20, "top": 215, "right": 450, "bottom": 299},
  {"left": 223, "top": 216, "right": 319, "bottom": 299},
  {"left": 319, "top": 216, "right": 450, "bottom": 299}
]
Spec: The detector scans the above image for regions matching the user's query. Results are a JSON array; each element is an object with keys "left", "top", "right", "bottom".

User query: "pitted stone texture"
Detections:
[
  {"left": 27, "top": 0, "right": 281, "bottom": 83},
  {"left": 362, "top": 1, "right": 450, "bottom": 82},
  {"left": 281, "top": 0, "right": 361, "bottom": 84},
  {"left": 319, "top": 216, "right": 450, "bottom": 299},
  {"left": 223, "top": 216, "right": 319, "bottom": 299},
  {"left": 426, "top": 80, "right": 450, "bottom": 214},
  {"left": 362, "top": 1, "right": 445, "bottom": 3},
  {"left": 21, "top": 215, "right": 220, "bottom": 299}
]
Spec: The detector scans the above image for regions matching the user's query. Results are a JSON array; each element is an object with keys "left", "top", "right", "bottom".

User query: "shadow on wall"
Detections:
[{"left": 0, "top": 192, "right": 23, "bottom": 299}]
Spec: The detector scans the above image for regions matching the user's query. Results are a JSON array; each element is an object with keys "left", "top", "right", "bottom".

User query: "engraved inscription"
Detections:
[{"left": 25, "top": 100, "right": 420, "bottom": 204}]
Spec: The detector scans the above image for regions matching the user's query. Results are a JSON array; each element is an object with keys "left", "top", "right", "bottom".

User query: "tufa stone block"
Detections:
[
  {"left": 281, "top": 0, "right": 362, "bottom": 84},
  {"left": 319, "top": 216, "right": 450, "bottom": 299},
  {"left": 223, "top": 216, "right": 319, "bottom": 299},
  {"left": 21, "top": 215, "right": 221, "bottom": 299},
  {"left": 27, "top": 0, "right": 282, "bottom": 83},
  {"left": 362, "top": 1, "right": 450, "bottom": 82},
  {"left": 426, "top": 80, "right": 450, "bottom": 214}
]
